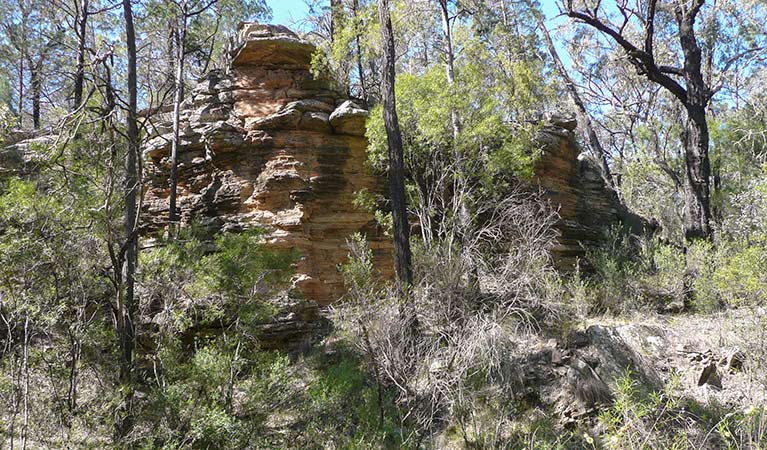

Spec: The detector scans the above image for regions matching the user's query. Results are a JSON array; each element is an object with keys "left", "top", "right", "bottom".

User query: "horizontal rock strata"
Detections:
[
  {"left": 142, "top": 24, "right": 392, "bottom": 306},
  {"left": 141, "top": 23, "right": 648, "bottom": 310},
  {"left": 534, "top": 116, "right": 649, "bottom": 270}
]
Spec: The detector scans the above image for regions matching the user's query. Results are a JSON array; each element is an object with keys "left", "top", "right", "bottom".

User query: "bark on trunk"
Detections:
[
  {"left": 682, "top": 107, "right": 712, "bottom": 240},
  {"left": 330, "top": 0, "right": 342, "bottom": 43},
  {"left": 73, "top": 0, "right": 89, "bottom": 109},
  {"left": 378, "top": 0, "right": 413, "bottom": 289},
  {"left": 17, "top": 58, "right": 24, "bottom": 128},
  {"left": 116, "top": 0, "right": 138, "bottom": 440},
  {"left": 352, "top": 0, "right": 367, "bottom": 104},
  {"left": 29, "top": 62, "right": 41, "bottom": 129},
  {"left": 169, "top": 8, "right": 187, "bottom": 228},
  {"left": 438, "top": 0, "right": 477, "bottom": 288},
  {"left": 678, "top": 6, "right": 712, "bottom": 240},
  {"left": 438, "top": 0, "right": 460, "bottom": 138}
]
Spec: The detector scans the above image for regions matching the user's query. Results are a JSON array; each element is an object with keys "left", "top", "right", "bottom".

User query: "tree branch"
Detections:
[
  {"left": 565, "top": 6, "right": 688, "bottom": 103},
  {"left": 659, "top": 65, "right": 684, "bottom": 76}
]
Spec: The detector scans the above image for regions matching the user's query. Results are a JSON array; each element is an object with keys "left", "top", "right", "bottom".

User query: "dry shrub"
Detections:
[{"left": 331, "top": 189, "right": 565, "bottom": 446}]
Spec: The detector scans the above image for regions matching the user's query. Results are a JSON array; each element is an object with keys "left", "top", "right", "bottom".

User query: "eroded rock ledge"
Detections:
[{"left": 534, "top": 115, "right": 650, "bottom": 270}]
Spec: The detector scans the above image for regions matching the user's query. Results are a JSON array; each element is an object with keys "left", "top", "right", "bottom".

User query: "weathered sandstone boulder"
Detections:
[{"left": 142, "top": 23, "right": 392, "bottom": 306}]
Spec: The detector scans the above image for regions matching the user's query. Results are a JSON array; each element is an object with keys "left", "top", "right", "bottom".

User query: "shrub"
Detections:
[
  {"left": 596, "top": 371, "right": 767, "bottom": 450},
  {"left": 712, "top": 240, "right": 767, "bottom": 307},
  {"left": 331, "top": 192, "right": 566, "bottom": 447},
  {"left": 133, "top": 228, "right": 298, "bottom": 449}
]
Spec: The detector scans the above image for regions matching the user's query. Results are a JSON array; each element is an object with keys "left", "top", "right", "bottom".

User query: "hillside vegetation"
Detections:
[{"left": 1, "top": 0, "right": 767, "bottom": 449}]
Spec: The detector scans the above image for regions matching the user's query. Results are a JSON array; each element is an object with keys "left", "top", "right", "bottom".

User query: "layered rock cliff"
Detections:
[{"left": 142, "top": 24, "right": 392, "bottom": 306}]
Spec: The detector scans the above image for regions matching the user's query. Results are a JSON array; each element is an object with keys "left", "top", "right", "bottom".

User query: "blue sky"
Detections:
[
  {"left": 267, "top": 0, "right": 570, "bottom": 67},
  {"left": 269, "top": 0, "right": 565, "bottom": 29},
  {"left": 269, "top": 0, "right": 312, "bottom": 29}
]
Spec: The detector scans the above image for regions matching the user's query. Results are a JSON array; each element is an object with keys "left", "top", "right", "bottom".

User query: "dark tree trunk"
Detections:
[
  {"left": 330, "top": 0, "right": 342, "bottom": 43},
  {"left": 378, "top": 0, "right": 413, "bottom": 289},
  {"left": 352, "top": 0, "right": 367, "bottom": 103},
  {"left": 682, "top": 106, "right": 712, "bottom": 240},
  {"left": 115, "top": 0, "right": 138, "bottom": 441},
  {"left": 29, "top": 62, "right": 41, "bottom": 129},
  {"left": 73, "top": 0, "right": 89, "bottom": 109},
  {"left": 566, "top": 0, "right": 713, "bottom": 240},
  {"left": 677, "top": 7, "right": 712, "bottom": 240}
]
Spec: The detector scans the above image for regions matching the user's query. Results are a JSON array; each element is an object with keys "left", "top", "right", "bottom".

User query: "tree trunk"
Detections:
[
  {"left": 330, "top": 0, "right": 342, "bottom": 43},
  {"left": 18, "top": 58, "right": 24, "bottom": 128},
  {"left": 73, "top": 0, "right": 89, "bottom": 110},
  {"left": 438, "top": 0, "right": 477, "bottom": 288},
  {"left": 438, "top": 0, "right": 460, "bottom": 138},
  {"left": 115, "top": 0, "right": 138, "bottom": 441},
  {"left": 682, "top": 106, "right": 712, "bottom": 240},
  {"left": 169, "top": 7, "right": 188, "bottom": 229},
  {"left": 67, "top": 329, "right": 81, "bottom": 413},
  {"left": 352, "top": 0, "right": 367, "bottom": 104},
  {"left": 564, "top": 0, "right": 713, "bottom": 240},
  {"left": 29, "top": 62, "right": 41, "bottom": 129},
  {"left": 378, "top": 0, "right": 413, "bottom": 289},
  {"left": 678, "top": 7, "right": 712, "bottom": 240},
  {"left": 21, "top": 316, "right": 29, "bottom": 450}
]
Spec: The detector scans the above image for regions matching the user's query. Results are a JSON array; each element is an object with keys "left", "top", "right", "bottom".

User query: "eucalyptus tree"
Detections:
[
  {"left": 0, "top": 0, "right": 66, "bottom": 128},
  {"left": 563, "top": 0, "right": 767, "bottom": 241},
  {"left": 378, "top": 0, "right": 413, "bottom": 289},
  {"left": 114, "top": 0, "right": 139, "bottom": 440}
]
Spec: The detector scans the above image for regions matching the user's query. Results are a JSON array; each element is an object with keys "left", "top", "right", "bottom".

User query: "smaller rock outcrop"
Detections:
[
  {"left": 534, "top": 116, "right": 651, "bottom": 270},
  {"left": 0, "top": 131, "right": 55, "bottom": 176}
]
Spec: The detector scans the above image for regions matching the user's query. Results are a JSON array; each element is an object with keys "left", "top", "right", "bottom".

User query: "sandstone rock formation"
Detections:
[
  {"left": 142, "top": 24, "right": 392, "bottom": 306},
  {"left": 140, "top": 23, "right": 647, "bottom": 307},
  {"left": 534, "top": 116, "right": 650, "bottom": 270},
  {"left": 0, "top": 130, "right": 55, "bottom": 176}
]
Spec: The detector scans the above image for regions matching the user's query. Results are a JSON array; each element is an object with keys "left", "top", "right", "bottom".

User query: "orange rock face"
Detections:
[{"left": 142, "top": 24, "right": 392, "bottom": 305}]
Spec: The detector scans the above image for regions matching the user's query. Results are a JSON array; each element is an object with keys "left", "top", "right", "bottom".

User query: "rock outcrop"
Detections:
[
  {"left": 534, "top": 116, "right": 650, "bottom": 270},
  {"left": 0, "top": 131, "right": 55, "bottom": 176},
  {"left": 141, "top": 23, "right": 648, "bottom": 306},
  {"left": 142, "top": 24, "right": 392, "bottom": 306}
]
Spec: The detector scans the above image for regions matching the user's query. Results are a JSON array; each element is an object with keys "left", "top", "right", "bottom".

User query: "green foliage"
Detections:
[
  {"left": 594, "top": 371, "right": 767, "bottom": 450},
  {"left": 139, "top": 227, "right": 297, "bottom": 334},
  {"left": 134, "top": 227, "right": 301, "bottom": 448},
  {"left": 584, "top": 227, "right": 767, "bottom": 314},
  {"left": 366, "top": 65, "right": 542, "bottom": 181},
  {"left": 710, "top": 239, "right": 767, "bottom": 308}
]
